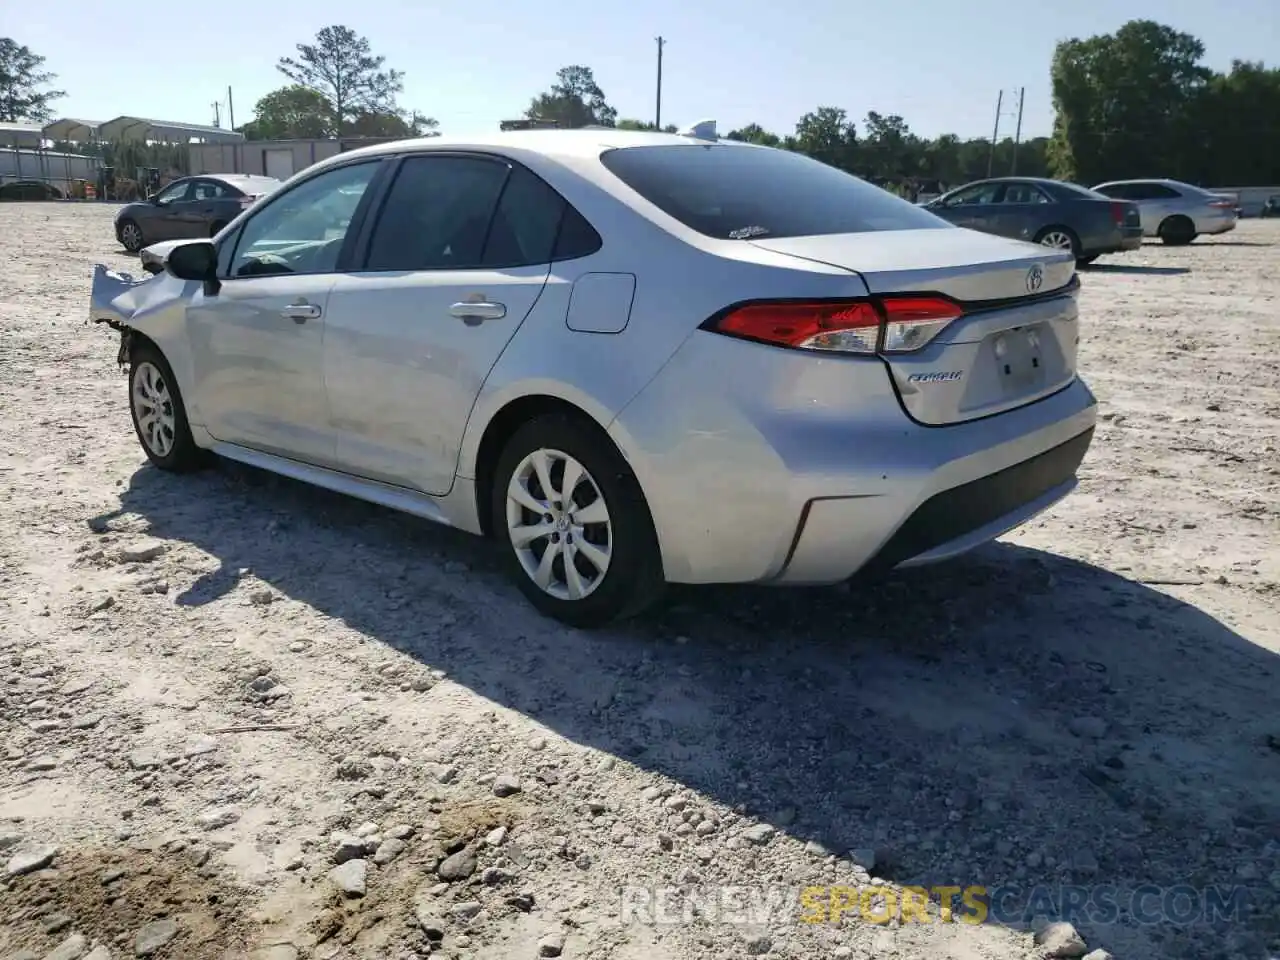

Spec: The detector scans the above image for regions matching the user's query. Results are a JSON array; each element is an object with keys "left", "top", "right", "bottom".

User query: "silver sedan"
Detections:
[
  {"left": 1091, "top": 178, "right": 1238, "bottom": 245},
  {"left": 89, "top": 126, "right": 1097, "bottom": 626}
]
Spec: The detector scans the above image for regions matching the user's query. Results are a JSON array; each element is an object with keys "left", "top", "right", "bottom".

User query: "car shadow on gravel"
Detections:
[
  {"left": 96, "top": 462, "right": 1280, "bottom": 960},
  {"left": 1082, "top": 264, "right": 1191, "bottom": 276}
]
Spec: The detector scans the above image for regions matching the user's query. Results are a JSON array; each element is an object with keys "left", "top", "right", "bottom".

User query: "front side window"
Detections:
[
  {"left": 945, "top": 182, "right": 1002, "bottom": 206},
  {"left": 154, "top": 180, "right": 191, "bottom": 205},
  {"left": 230, "top": 161, "right": 379, "bottom": 278},
  {"left": 600, "top": 144, "right": 946, "bottom": 240}
]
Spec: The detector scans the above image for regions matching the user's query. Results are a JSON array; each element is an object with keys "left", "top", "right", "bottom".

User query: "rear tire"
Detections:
[
  {"left": 491, "top": 414, "right": 665, "bottom": 628},
  {"left": 128, "top": 341, "right": 207, "bottom": 473},
  {"left": 1033, "top": 226, "right": 1080, "bottom": 257},
  {"left": 1076, "top": 254, "right": 1099, "bottom": 266},
  {"left": 118, "top": 218, "right": 144, "bottom": 253},
  {"left": 1158, "top": 216, "right": 1196, "bottom": 246}
]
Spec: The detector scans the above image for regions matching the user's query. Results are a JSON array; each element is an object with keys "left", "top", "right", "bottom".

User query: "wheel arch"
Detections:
[
  {"left": 1033, "top": 224, "right": 1080, "bottom": 248},
  {"left": 1158, "top": 213, "right": 1196, "bottom": 242},
  {"left": 471, "top": 392, "right": 621, "bottom": 538}
]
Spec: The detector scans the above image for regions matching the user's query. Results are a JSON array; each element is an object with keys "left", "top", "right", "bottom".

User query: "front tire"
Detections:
[
  {"left": 128, "top": 342, "right": 206, "bottom": 472},
  {"left": 118, "top": 218, "right": 145, "bottom": 253},
  {"left": 492, "top": 414, "right": 664, "bottom": 627}
]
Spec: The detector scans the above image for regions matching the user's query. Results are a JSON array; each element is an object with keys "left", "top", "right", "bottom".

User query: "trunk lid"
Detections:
[{"left": 750, "top": 228, "right": 1081, "bottom": 425}]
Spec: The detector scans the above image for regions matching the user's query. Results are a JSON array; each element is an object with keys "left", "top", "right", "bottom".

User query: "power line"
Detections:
[{"left": 987, "top": 87, "right": 1026, "bottom": 177}]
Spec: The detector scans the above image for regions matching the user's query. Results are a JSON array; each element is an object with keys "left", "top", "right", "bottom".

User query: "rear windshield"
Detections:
[
  {"left": 222, "top": 177, "right": 282, "bottom": 194},
  {"left": 599, "top": 144, "right": 946, "bottom": 240}
]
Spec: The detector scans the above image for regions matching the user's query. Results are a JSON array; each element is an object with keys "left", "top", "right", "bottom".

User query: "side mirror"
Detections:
[{"left": 165, "top": 241, "right": 218, "bottom": 282}]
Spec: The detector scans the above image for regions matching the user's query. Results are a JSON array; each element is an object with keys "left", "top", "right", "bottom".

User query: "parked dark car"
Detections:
[
  {"left": 114, "top": 174, "right": 282, "bottom": 253},
  {"left": 922, "top": 177, "right": 1143, "bottom": 265},
  {"left": 1261, "top": 195, "right": 1280, "bottom": 218}
]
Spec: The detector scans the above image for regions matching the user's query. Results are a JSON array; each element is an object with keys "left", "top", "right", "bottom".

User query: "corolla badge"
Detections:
[
  {"left": 907, "top": 371, "right": 964, "bottom": 383},
  {"left": 1026, "top": 264, "right": 1045, "bottom": 293}
]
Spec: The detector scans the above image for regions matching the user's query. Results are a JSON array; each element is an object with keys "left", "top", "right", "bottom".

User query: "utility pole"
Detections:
[
  {"left": 211, "top": 101, "right": 221, "bottom": 128},
  {"left": 655, "top": 36, "right": 666, "bottom": 131},
  {"left": 1010, "top": 87, "right": 1025, "bottom": 175},
  {"left": 986, "top": 90, "right": 1003, "bottom": 178},
  {"left": 227, "top": 86, "right": 235, "bottom": 131}
]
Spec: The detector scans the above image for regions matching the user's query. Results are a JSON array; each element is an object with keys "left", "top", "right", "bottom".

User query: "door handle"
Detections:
[
  {"left": 449, "top": 301, "right": 506, "bottom": 323},
  {"left": 281, "top": 301, "right": 322, "bottom": 323}
]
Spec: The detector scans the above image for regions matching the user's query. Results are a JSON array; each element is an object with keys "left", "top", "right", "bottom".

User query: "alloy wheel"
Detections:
[
  {"left": 505, "top": 448, "right": 613, "bottom": 601},
  {"left": 121, "top": 222, "right": 143, "bottom": 251},
  {"left": 1039, "top": 230, "right": 1074, "bottom": 250},
  {"left": 132, "top": 361, "right": 176, "bottom": 457}
]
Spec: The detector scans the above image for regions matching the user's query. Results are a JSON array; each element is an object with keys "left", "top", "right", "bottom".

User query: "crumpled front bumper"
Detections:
[{"left": 87, "top": 263, "right": 175, "bottom": 366}]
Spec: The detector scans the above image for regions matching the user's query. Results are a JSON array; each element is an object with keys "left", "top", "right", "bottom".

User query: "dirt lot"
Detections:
[{"left": 0, "top": 204, "right": 1277, "bottom": 960}]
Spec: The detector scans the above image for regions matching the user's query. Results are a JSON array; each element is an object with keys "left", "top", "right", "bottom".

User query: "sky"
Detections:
[{"left": 12, "top": 0, "right": 1279, "bottom": 142}]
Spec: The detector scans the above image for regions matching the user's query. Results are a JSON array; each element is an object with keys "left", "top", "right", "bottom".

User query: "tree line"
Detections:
[{"left": 2, "top": 19, "right": 1277, "bottom": 188}]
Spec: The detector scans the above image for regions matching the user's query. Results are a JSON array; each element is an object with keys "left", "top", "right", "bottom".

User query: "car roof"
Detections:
[
  {"left": 200, "top": 173, "right": 281, "bottom": 187},
  {"left": 334, "top": 128, "right": 755, "bottom": 164},
  {"left": 972, "top": 176, "right": 1065, "bottom": 185},
  {"left": 1093, "top": 178, "right": 1187, "bottom": 187}
]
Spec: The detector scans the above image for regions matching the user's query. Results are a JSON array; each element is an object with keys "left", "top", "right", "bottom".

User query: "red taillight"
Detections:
[
  {"left": 1109, "top": 201, "right": 1128, "bottom": 225},
  {"left": 1208, "top": 199, "right": 1234, "bottom": 209},
  {"left": 706, "top": 296, "right": 961, "bottom": 355}
]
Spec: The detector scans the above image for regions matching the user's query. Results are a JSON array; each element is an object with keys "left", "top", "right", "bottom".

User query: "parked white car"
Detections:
[{"left": 1090, "top": 178, "right": 1237, "bottom": 245}]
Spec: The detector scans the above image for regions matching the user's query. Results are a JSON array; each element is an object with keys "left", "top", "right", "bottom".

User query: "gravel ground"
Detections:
[{"left": 0, "top": 204, "right": 1277, "bottom": 960}]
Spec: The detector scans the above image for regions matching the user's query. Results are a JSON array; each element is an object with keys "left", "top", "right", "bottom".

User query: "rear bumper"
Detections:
[
  {"left": 610, "top": 328, "right": 1098, "bottom": 586},
  {"left": 774, "top": 383, "right": 1095, "bottom": 584},
  {"left": 1195, "top": 210, "right": 1237, "bottom": 235},
  {"left": 1089, "top": 227, "right": 1143, "bottom": 256},
  {"left": 859, "top": 428, "right": 1091, "bottom": 573}
]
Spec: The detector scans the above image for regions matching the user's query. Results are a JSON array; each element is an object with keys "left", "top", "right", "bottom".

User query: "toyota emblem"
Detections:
[{"left": 1026, "top": 264, "right": 1045, "bottom": 293}]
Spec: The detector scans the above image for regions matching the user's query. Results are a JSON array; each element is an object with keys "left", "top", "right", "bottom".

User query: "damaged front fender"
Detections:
[{"left": 88, "top": 262, "right": 188, "bottom": 369}]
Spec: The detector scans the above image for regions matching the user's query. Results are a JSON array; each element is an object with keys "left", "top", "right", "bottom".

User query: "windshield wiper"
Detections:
[{"left": 727, "top": 225, "right": 770, "bottom": 240}]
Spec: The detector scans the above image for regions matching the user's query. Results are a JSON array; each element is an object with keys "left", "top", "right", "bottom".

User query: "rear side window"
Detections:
[
  {"left": 1119, "top": 182, "right": 1181, "bottom": 200},
  {"left": 599, "top": 144, "right": 946, "bottom": 240},
  {"left": 553, "top": 207, "right": 602, "bottom": 260},
  {"left": 363, "top": 156, "right": 601, "bottom": 271},
  {"left": 485, "top": 165, "right": 568, "bottom": 266},
  {"left": 193, "top": 180, "right": 234, "bottom": 200},
  {"left": 365, "top": 156, "right": 510, "bottom": 271}
]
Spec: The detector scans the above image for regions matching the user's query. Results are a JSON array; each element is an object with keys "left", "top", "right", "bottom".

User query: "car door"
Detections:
[
  {"left": 185, "top": 179, "right": 234, "bottom": 237},
  {"left": 990, "top": 180, "right": 1054, "bottom": 243},
  {"left": 145, "top": 179, "right": 194, "bottom": 240},
  {"left": 183, "top": 159, "right": 384, "bottom": 464},
  {"left": 928, "top": 181, "right": 1002, "bottom": 232},
  {"left": 323, "top": 154, "right": 565, "bottom": 495}
]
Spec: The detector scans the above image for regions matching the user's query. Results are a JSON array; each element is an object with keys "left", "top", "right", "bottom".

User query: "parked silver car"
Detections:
[
  {"left": 88, "top": 127, "right": 1097, "bottom": 626},
  {"left": 1090, "top": 178, "right": 1237, "bottom": 245}
]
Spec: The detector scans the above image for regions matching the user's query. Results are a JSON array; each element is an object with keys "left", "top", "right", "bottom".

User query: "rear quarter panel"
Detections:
[
  {"left": 454, "top": 148, "right": 872, "bottom": 481},
  {"left": 1067, "top": 202, "right": 1117, "bottom": 252}
]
